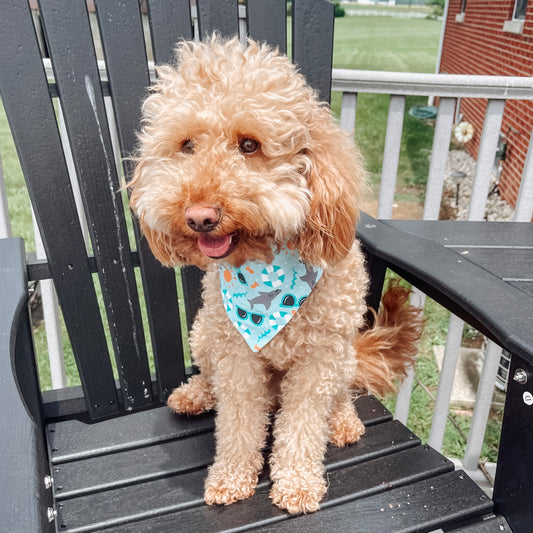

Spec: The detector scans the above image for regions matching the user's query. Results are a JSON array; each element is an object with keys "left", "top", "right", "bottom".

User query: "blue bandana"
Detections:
[{"left": 218, "top": 243, "right": 323, "bottom": 352}]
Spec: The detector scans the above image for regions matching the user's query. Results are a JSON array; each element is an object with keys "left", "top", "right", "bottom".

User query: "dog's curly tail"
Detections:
[{"left": 352, "top": 280, "right": 424, "bottom": 397}]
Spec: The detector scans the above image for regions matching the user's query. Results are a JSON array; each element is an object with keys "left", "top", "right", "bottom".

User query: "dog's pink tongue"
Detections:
[{"left": 197, "top": 234, "right": 232, "bottom": 258}]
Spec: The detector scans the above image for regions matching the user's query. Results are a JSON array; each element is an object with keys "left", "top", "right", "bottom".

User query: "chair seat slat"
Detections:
[{"left": 254, "top": 471, "right": 493, "bottom": 533}]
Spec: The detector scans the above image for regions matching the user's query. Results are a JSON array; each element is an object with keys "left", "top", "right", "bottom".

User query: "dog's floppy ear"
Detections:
[
  {"left": 297, "top": 109, "right": 365, "bottom": 267},
  {"left": 138, "top": 224, "right": 178, "bottom": 266}
]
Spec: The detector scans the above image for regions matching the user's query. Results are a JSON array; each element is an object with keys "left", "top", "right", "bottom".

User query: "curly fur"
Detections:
[
  {"left": 353, "top": 280, "right": 424, "bottom": 397},
  {"left": 130, "top": 36, "right": 421, "bottom": 514}
]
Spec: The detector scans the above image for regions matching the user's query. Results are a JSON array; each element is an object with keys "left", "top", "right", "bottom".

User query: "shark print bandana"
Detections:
[{"left": 218, "top": 243, "right": 324, "bottom": 352}]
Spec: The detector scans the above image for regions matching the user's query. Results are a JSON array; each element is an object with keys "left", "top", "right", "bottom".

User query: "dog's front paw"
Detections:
[
  {"left": 270, "top": 472, "right": 326, "bottom": 514},
  {"left": 167, "top": 374, "right": 216, "bottom": 415},
  {"left": 204, "top": 480, "right": 256, "bottom": 506},
  {"left": 204, "top": 467, "right": 258, "bottom": 506},
  {"left": 329, "top": 404, "right": 365, "bottom": 447}
]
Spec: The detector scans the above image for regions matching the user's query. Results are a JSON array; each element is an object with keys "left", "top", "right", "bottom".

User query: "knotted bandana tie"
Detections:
[{"left": 218, "top": 243, "right": 323, "bottom": 352}]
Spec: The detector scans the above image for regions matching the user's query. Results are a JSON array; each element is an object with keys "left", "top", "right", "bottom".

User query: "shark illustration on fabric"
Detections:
[{"left": 218, "top": 243, "right": 323, "bottom": 352}]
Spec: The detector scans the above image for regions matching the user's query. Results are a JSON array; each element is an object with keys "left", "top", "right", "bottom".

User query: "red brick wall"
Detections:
[{"left": 440, "top": 0, "right": 533, "bottom": 208}]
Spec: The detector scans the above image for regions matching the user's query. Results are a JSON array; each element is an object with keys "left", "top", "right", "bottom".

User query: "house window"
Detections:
[
  {"left": 504, "top": 0, "right": 527, "bottom": 33},
  {"left": 513, "top": 0, "right": 528, "bottom": 20}
]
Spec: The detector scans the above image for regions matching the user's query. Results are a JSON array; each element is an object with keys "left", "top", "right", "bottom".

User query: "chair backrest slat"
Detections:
[
  {"left": 147, "top": 0, "right": 194, "bottom": 65},
  {"left": 143, "top": 0, "right": 206, "bottom": 362},
  {"left": 247, "top": 0, "right": 287, "bottom": 54},
  {"left": 292, "top": 0, "right": 334, "bottom": 103},
  {"left": 95, "top": 0, "right": 188, "bottom": 400},
  {"left": 39, "top": 0, "right": 154, "bottom": 412},
  {"left": 196, "top": 0, "right": 240, "bottom": 40},
  {"left": 0, "top": 2, "right": 119, "bottom": 419}
]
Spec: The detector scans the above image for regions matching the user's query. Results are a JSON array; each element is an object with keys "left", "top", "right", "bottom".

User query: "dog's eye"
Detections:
[
  {"left": 180, "top": 140, "right": 195, "bottom": 154},
  {"left": 239, "top": 138, "right": 260, "bottom": 154}
]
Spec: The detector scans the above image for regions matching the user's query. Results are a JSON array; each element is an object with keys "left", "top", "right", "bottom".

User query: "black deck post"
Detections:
[{"left": 493, "top": 354, "right": 533, "bottom": 532}]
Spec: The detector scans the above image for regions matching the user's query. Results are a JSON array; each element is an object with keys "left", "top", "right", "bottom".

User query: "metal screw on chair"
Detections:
[
  {"left": 513, "top": 368, "right": 528, "bottom": 385},
  {"left": 47, "top": 507, "right": 57, "bottom": 523}
]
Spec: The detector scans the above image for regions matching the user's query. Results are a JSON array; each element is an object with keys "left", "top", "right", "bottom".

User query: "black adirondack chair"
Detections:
[{"left": 1, "top": 1, "right": 531, "bottom": 531}]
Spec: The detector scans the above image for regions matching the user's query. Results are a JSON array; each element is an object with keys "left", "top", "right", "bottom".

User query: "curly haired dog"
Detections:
[{"left": 130, "top": 37, "right": 422, "bottom": 514}]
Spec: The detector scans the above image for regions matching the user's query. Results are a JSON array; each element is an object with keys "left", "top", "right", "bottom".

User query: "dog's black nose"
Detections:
[{"left": 185, "top": 206, "right": 221, "bottom": 233}]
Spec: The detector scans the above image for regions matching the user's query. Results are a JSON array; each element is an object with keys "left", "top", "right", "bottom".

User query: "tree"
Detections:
[
  {"left": 426, "top": 0, "right": 445, "bottom": 18},
  {"left": 334, "top": 3, "right": 346, "bottom": 18}
]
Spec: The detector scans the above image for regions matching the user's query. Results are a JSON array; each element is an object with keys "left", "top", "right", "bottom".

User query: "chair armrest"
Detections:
[
  {"left": 0, "top": 238, "right": 52, "bottom": 531},
  {"left": 357, "top": 213, "right": 533, "bottom": 365},
  {"left": 358, "top": 214, "right": 533, "bottom": 530}
]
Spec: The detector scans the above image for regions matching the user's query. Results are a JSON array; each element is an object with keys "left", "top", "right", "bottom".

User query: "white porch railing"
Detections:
[
  {"left": 332, "top": 68, "right": 533, "bottom": 487},
  {"left": 1, "top": 63, "right": 533, "bottom": 494}
]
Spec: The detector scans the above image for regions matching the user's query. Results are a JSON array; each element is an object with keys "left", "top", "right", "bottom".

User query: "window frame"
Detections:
[{"left": 513, "top": 0, "right": 528, "bottom": 21}]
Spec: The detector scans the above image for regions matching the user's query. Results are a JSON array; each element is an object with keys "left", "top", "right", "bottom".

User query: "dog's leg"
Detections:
[
  {"left": 167, "top": 302, "right": 217, "bottom": 415},
  {"left": 329, "top": 393, "right": 365, "bottom": 447},
  {"left": 204, "top": 350, "right": 271, "bottom": 506},
  {"left": 269, "top": 346, "right": 353, "bottom": 514}
]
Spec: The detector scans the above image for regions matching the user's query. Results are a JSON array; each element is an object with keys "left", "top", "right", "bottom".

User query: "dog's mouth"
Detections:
[{"left": 197, "top": 232, "right": 238, "bottom": 259}]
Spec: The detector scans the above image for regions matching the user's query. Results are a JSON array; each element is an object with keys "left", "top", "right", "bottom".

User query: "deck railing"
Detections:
[
  {"left": 332, "top": 68, "right": 533, "bottom": 484},
  {"left": 1, "top": 20, "right": 533, "bottom": 493}
]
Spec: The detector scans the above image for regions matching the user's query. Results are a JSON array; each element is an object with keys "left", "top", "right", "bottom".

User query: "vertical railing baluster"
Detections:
[
  {"left": 394, "top": 286, "right": 425, "bottom": 425},
  {"left": 340, "top": 92, "right": 357, "bottom": 134},
  {"left": 463, "top": 341, "right": 503, "bottom": 470},
  {"left": 456, "top": 99, "right": 505, "bottom": 468},
  {"left": 31, "top": 209, "right": 67, "bottom": 389},
  {"left": 378, "top": 94, "right": 405, "bottom": 219},
  {"left": 468, "top": 99, "right": 506, "bottom": 221},
  {"left": 514, "top": 125, "right": 533, "bottom": 222},
  {"left": 428, "top": 313, "right": 464, "bottom": 452},
  {"left": 424, "top": 97, "right": 457, "bottom": 220},
  {"left": 0, "top": 152, "right": 12, "bottom": 239}
]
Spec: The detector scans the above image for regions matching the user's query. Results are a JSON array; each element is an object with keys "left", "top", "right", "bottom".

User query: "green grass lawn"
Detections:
[
  {"left": 333, "top": 15, "right": 441, "bottom": 72},
  {"left": 1, "top": 101, "right": 35, "bottom": 249},
  {"left": 380, "top": 292, "right": 501, "bottom": 463},
  {"left": 331, "top": 14, "right": 442, "bottom": 189}
]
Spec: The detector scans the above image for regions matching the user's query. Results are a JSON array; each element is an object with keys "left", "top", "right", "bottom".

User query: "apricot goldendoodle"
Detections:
[{"left": 130, "top": 37, "right": 421, "bottom": 514}]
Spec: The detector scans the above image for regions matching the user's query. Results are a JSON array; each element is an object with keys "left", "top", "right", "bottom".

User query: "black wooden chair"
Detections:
[{"left": 1, "top": 1, "right": 531, "bottom": 531}]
